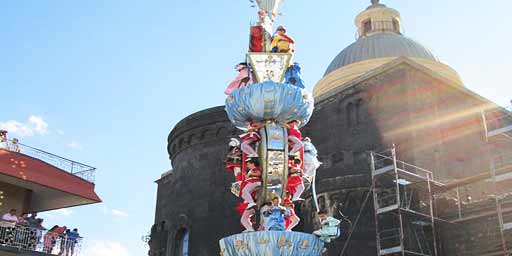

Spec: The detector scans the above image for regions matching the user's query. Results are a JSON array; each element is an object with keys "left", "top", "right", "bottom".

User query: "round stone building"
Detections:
[{"left": 149, "top": 1, "right": 508, "bottom": 256}]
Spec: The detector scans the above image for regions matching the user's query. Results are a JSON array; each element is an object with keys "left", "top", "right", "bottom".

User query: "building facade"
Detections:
[{"left": 150, "top": 2, "right": 512, "bottom": 256}]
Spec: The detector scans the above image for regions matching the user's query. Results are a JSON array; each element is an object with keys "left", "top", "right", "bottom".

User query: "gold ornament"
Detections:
[
  {"left": 277, "top": 236, "right": 292, "bottom": 249},
  {"left": 235, "top": 240, "right": 249, "bottom": 251},
  {"left": 300, "top": 240, "right": 309, "bottom": 249}
]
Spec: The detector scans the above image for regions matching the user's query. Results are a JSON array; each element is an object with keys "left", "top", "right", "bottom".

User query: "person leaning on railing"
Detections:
[
  {"left": 63, "top": 228, "right": 80, "bottom": 256},
  {"left": 0, "top": 209, "right": 18, "bottom": 245}
]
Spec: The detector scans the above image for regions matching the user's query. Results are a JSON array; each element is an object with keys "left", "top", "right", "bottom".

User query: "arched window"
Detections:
[
  {"left": 392, "top": 18, "right": 400, "bottom": 33},
  {"left": 362, "top": 19, "right": 372, "bottom": 36},
  {"left": 174, "top": 228, "right": 189, "bottom": 256}
]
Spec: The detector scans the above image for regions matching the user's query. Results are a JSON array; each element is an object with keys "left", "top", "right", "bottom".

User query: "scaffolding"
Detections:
[
  {"left": 370, "top": 147, "right": 446, "bottom": 256},
  {"left": 482, "top": 107, "right": 512, "bottom": 141}
]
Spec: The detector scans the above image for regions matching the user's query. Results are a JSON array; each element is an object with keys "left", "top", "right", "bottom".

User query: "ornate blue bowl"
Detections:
[
  {"left": 219, "top": 231, "right": 324, "bottom": 256},
  {"left": 225, "top": 81, "right": 314, "bottom": 129}
]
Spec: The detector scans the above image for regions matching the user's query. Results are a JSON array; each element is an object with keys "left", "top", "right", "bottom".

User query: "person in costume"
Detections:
[
  {"left": 0, "top": 130, "right": 8, "bottom": 149},
  {"left": 286, "top": 158, "right": 305, "bottom": 202},
  {"left": 240, "top": 158, "right": 262, "bottom": 209},
  {"left": 239, "top": 122, "right": 264, "bottom": 157},
  {"left": 313, "top": 210, "right": 341, "bottom": 243},
  {"left": 270, "top": 26, "right": 295, "bottom": 53},
  {"left": 303, "top": 137, "right": 321, "bottom": 181},
  {"left": 225, "top": 138, "right": 243, "bottom": 182},
  {"left": 287, "top": 120, "right": 303, "bottom": 156},
  {"left": 283, "top": 198, "right": 300, "bottom": 231},
  {"left": 258, "top": 202, "right": 272, "bottom": 231},
  {"left": 225, "top": 63, "right": 253, "bottom": 95},
  {"left": 249, "top": 25, "right": 265, "bottom": 52},
  {"left": 263, "top": 197, "right": 290, "bottom": 231},
  {"left": 237, "top": 203, "right": 256, "bottom": 232},
  {"left": 284, "top": 63, "right": 305, "bottom": 89}
]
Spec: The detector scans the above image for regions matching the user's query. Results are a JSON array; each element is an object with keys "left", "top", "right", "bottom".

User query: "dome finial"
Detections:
[{"left": 371, "top": 0, "right": 380, "bottom": 5}]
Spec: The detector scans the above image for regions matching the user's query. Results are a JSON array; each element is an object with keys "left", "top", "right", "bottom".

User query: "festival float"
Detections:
[{"left": 219, "top": 1, "right": 337, "bottom": 255}]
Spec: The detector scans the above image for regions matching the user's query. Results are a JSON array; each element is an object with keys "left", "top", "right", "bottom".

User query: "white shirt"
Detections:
[{"left": 1, "top": 213, "right": 18, "bottom": 227}]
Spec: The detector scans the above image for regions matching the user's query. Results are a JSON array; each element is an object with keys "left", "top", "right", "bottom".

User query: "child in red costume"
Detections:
[
  {"left": 225, "top": 138, "right": 244, "bottom": 182},
  {"left": 239, "top": 122, "right": 264, "bottom": 157},
  {"left": 286, "top": 158, "right": 305, "bottom": 202},
  {"left": 287, "top": 120, "right": 304, "bottom": 156},
  {"left": 240, "top": 158, "right": 262, "bottom": 209},
  {"left": 237, "top": 202, "right": 256, "bottom": 232},
  {"left": 283, "top": 198, "right": 300, "bottom": 231}
]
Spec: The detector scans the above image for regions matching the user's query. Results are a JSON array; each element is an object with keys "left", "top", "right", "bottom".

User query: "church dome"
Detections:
[
  {"left": 324, "top": 33, "right": 437, "bottom": 76},
  {"left": 313, "top": 0, "right": 462, "bottom": 98}
]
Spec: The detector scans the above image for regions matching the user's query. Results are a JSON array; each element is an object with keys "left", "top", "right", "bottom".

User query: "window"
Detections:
[
  {"left": 174, "top": 228, "right": 189, "bottom": 256},
  {"left": 355, "top": 99, "right": 363, "bottom": 125},
  {"left": 363, "top": 19, "right": 372, "bottom": 36},
  {"left": 346, "top": 103, "right": 354, "bottom": 128},
  {"left": 347, "top": 99, "right": 364, "bottom": 129},
  {"left": 392, "top": 18, "right": 400, "bottom": 33}
]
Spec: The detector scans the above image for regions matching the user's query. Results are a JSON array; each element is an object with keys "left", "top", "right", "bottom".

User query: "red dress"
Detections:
[
  {"left": 225, "top": 148, "right": 243, "bottom": 181},
  {"left": 286, "top": 164, "right": 303, "bottom": 195},
  {"left": 250, "top": 25, "right": 265, "bottom": 52},
  {"left": 239, "top": 167, "right": 262, "bottom": 197},
  {"left": 288, "top": 122, "right": 302, "bottom": 140},
  {"left": 285, "top": 208, "right": 296, "bottom": 228},
  {"left": 239, "top": 131, "right": 261, "bottom": 141}
]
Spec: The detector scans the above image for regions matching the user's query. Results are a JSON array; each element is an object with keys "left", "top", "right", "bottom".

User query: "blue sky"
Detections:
[{"left": 0, "top": 0, "right": 511, "bottom": 255}]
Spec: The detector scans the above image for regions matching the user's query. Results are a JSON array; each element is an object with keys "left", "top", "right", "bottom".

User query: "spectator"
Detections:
[
  {"left": 17, "top": 213, "right": 28, "bottom": 226},
  {"left": 33, "top": 218, "right": 44, "bottom": 249},
  {"left": 1, "top": 209, "right": 18, "bottom": 245},
  {"left": 52, "top": 225, "right": 67, "bottom": 254},
  {"left": 1, "top": 209, "right": 18, "bottom": 228},
  {"left": 26, "top": 213, "right": 39, "bottom": 228},
  {"left": 10, "top": 138, "right": 20, "bottom": 152},
  {"left": 60, "top": 229, "right": 71, "bottom": 255},
  {"left": 64, "top": 228, "right": 80, "bottom": 256},
  {"left": 44, "top": 225, "right": 59, "bottom": 253},
  {"left": 0, "top": 130, "right": 7, "bottom": 149}
]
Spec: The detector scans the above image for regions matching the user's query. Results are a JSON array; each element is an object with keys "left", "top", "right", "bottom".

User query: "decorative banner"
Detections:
[{"left": 247, "top": 53, "right": 292, "bottom": 83}]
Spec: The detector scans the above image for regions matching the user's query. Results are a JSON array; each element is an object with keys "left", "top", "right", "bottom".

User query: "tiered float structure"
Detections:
[{"left": 219, "top": 1, "right": 325, "bottom": 255}]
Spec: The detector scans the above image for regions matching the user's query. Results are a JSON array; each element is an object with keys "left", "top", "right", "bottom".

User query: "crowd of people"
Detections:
[
  {"left": 0, "top": 130, "right": 21, "bottom": 152},
  {"left": 0, "top": 208, "right": 81, "bottom": 255}
]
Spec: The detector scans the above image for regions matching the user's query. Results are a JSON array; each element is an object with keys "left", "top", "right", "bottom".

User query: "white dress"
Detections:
[{"left": 303, "top": 141, "right": 321, "bottom": 178}]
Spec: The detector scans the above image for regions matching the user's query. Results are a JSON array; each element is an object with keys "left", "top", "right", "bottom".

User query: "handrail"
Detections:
[
  {"left": 0, "top": 224, "right": 83, "bottom": 255},
  {"left": 0, "top": 139, "right": 96, "bottom": 183}
]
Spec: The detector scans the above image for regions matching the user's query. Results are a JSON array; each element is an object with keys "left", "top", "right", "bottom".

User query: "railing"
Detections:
[
  {"left": 372, "top": 150, "right": 434, "bottom": 180},
  {"left": 482, "top": 107, "right": 512, "bottom": 139},
  {"left": 0, "top": 224, "right": 83, "bottom": 255},
  {"left": 0, "top": 139, "right": 96, "bottom": 183}
]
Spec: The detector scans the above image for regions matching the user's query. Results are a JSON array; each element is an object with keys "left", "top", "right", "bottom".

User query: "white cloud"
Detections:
[
  {"left": 0, "top": 115, "right": 48, "bottom": 137},
  {"left": 66, "top": 141, "right": 83, "bottom": 150},
  {"left": 111, "top": 209, "right": 129, "bottom": 217},
  {"left": 84, "top": 240, "right": 131, "bottom": 256},
  {"left": 55, "top": 208, "right": 73, "bottom": 216},
  {"left": 28, "top": 115, "right": 48, "bottom": 134},
  {"left": 101, "top": 205, "right": 129, "bottom": 218}
]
